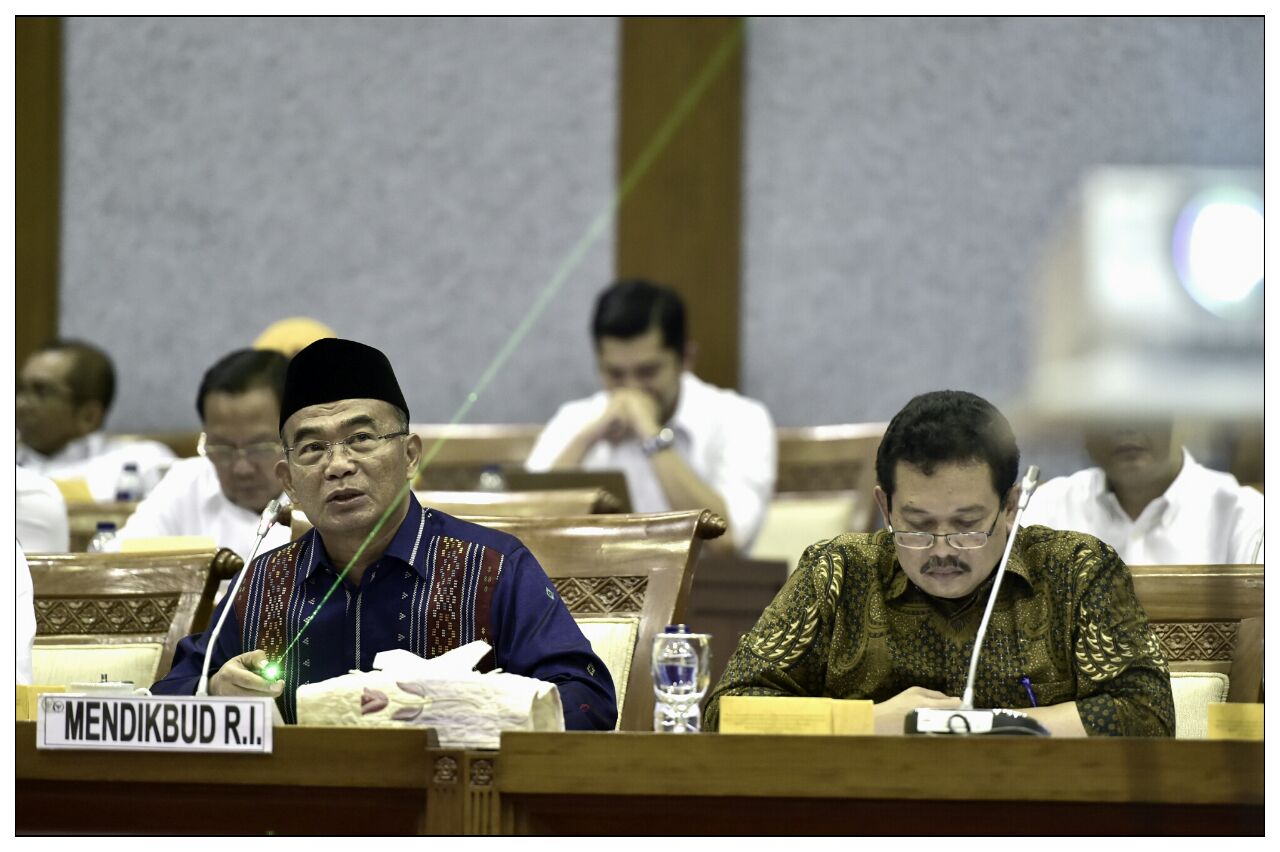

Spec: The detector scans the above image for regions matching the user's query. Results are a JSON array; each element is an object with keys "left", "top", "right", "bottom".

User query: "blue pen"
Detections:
[{"left": 1019, "top": 676, "right": 1038, "bottom": 707}]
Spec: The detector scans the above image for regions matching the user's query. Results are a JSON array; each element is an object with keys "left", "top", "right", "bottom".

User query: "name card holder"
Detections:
[
  {"left": 37, "top": 694, "right": 275, "bottom": 753},
  {"left": 719, "top": 696, "right": 874, "bottom": 735}
]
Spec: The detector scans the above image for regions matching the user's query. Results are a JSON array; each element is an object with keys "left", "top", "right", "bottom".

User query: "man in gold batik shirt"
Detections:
[{"left": 705, "top": 391, "right": 1174, "bottom": 737}]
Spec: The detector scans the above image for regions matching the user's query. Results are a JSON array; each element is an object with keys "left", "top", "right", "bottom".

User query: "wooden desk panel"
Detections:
[
  {"left": 497, "top": 732, "right": 1263, "bottom": 835},
  {"left": 16, "top": 722, "right": 435, "bottom": 835}
]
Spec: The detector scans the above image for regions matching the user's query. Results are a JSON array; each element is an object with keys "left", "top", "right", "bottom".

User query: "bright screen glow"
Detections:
[{"left": 1172, "top": 188, "right": 1264, "bottom": 317}]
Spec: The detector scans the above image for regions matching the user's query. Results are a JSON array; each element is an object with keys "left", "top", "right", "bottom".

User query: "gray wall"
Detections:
[
  {"left": 60, "top": 17, "right": 618, "bottom": 431},
  {"left": 59, "top": 17, "right": 1263, "bottom": 476},
  {"left": 740, "top": 16, "right": 1263, "bottom": 472}
]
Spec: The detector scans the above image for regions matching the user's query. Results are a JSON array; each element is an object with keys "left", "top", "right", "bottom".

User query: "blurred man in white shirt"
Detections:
[
  {"left": 527, "top": 279, "right": 776, "bottom": 553},
  {"left": 17, "top": 339, "right": 173, "bottom": 500},
  {"left": 120, "top": 349, "right": 292, "bottom": 560},
  {"left": 1022, "top": 421, "right": 1263, "bottom": 564},
  {"left": 17, "top": 543, "right": 36, "bottom": 685},
  {"left": 16, "top": 466, "right": 69, "bottom": 553}
]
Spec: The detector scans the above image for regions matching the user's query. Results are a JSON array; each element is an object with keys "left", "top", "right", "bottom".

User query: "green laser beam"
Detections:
[{"left": 271, "top": 19, "right": 746, "bottom": 669}]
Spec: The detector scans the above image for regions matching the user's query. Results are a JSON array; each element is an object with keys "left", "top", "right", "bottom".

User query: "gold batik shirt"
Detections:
[{"left": 705, "top": 526, "right": 1174, "bottom": 736}]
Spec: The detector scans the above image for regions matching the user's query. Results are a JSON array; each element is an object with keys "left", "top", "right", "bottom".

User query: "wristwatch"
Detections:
[{"left": 641, "top": 426, "right": 676, "bottom": 457}]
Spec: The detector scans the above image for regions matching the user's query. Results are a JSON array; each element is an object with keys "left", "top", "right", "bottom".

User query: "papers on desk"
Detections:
[
  {"left": 119, "top": 535, "right": 217, "bottom": 553},
  {"left": 719, "top": 696, "right": 873, "bottom": 735},
  {"left": 295, "top": 641, "right": 564, "bottom": 748},
  {"left": 52, "top": 478, "right": 95, "bottom": 504}
]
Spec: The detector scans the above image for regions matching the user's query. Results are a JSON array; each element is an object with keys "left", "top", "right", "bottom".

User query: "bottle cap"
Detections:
[
  {"left": 122, "top": 462, "right": 139, "bottom": 471},
  {"left": 663, "top": 624, "right": 689, "bottom": 633},
  {"left": 95, "top": 521, "right": 117, "bottom": 532}
]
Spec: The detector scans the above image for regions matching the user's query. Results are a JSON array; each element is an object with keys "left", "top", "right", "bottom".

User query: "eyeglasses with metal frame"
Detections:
[
  {"left": 283, "top": 430, "right": 409, "bottom": 466},
  {"left": 198, "top": 432, "right": 284, "bottom": 464},
  {"left": 888, "top": 513, "right": 1001, "bottom": 550}
]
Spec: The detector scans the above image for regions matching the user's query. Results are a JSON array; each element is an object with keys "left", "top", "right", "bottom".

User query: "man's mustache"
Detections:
[{"left": 922, "top": 556, "right": 970, "bottom": 574}]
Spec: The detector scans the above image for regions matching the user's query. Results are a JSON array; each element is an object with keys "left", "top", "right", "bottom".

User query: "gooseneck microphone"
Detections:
[
  {"left": 906, "top": 466, "right": 1047, "bottom": 735},
  {"left": 960, "top": 465, "right": 1039, "bottom": 709},
  {"left": 195, "top": 495, "right": 290, "bottom": 696}
]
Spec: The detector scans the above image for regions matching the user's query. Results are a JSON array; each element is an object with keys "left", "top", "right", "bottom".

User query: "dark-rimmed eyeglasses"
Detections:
[{"left": 284, "top": 431, "right": 408, "bottom": 467}]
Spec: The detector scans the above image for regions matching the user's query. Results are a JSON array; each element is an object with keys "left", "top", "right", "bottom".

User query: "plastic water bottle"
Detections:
[
  {"left": 652, "top": 624, "right": 709, "bottom": 733},
  {"left": 87, "top": 522, "right": 118, "bottom": 553},
  {"left": 114, "top": 462, "right": 144, "bottom": 502}
]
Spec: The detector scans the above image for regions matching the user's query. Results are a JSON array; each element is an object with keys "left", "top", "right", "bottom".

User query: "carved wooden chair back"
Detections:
[
  {"left": 773, "top": 423, "right": 888, "bottom": 533},
  {"left": 26, "top": 549, "right": 241, "bottom": 684},
  {"left": 471, "top": 510, "right": 725, "bottom": 731},
  {"left": 1130, "top": 564, "right": 1264, "bottom": 703}
]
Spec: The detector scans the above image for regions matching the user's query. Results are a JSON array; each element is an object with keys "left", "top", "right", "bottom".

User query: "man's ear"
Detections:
[
  {"left": 275, "top": 459, "right": 297, "bottom": 505},
  {"left": 873, "top": 486, "right": 892, "bottom": 528},
  {"left": 682, "top": 340, "right": 698, "bottom": 372},
  {"left": 74, "top": 400, "right": 105, "bottom": 435},
  {"left": 404, "top": 432, "right": 422, "bottom": 483},
  {"left": 1003, "top": 484, "right": 1022, "bottom": 532}
]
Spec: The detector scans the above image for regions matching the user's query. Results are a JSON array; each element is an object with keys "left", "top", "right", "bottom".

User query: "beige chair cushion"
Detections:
[
  {"left": 32, "top": 643, "right": 165, "bottom": 689},
  {"left": 1170, "top": 671, "right": 1231, "bottom": 739},
  {"left": 574, "top": 617, "right": 640, "bottom": 731},
  {"left": 751, "top": 495, "right": 857, "bottom": 575}
]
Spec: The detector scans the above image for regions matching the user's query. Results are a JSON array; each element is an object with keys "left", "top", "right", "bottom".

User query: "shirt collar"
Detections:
[
  {"left": 667, "top": 372, "right": 704, "bottom": 436},
  {"left": 1157, "top": 447, "right": 1197, "bottom": 512},
  {"left": 18, "top": 431, "right": 106, "bottom": 465},
  {"left": 296, "top": 495, "right": 429, "bottom": 586},
  {"left": 1096, "top": 447, "right": 1190, "bottom": 525}
]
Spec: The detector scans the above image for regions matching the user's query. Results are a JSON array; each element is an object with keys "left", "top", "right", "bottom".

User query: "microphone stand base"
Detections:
[{"left": 905, "top": 707, "right": 1050, "bottom": 736}]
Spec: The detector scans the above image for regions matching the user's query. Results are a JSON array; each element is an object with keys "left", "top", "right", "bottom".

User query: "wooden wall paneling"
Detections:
[
  {"left": 16, "top": 17, "right": 63, "bottom": 365},
  {"left": 616, "top": 17, "right": 745, "bottom": 390}
]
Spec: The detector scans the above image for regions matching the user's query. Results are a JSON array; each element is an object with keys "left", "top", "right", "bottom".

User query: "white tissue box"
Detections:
[{"left": 295, "top": 642, "right": 564, "bottom": 748}]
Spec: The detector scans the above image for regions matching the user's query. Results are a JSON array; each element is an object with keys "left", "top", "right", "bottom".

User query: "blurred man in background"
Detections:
[
  {"left": 16, "top": 466, "right": 69, "bottom": 553},
  {"left": 120, "top": 348, "right": 292, "bottom": 560},
  {"left": 17, "top": 339, "right": 174, "bottom": 501},
  {"left": 1021, "top": 421, "right": 1263, "bottom": 564},
  {"left": 527, "top": 279, "right": 776, "bottom": 553}
]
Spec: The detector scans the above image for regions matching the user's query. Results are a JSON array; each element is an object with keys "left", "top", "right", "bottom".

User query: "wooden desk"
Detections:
[
  {"left": 496, "top": 732, "right": 1263, "bottom": 835},
  {"left": 16, "top": 722, "right": 436, "bottom": 835}
]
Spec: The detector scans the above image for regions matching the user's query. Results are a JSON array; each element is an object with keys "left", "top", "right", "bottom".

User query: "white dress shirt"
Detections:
[
  {"left": 17, "top": 542, "right": 36, "bottom": 685},
  {"left": 526, "top": 372, "right": 777, "bottom": 551},
  {"left": 17, "top": 431, "right": 175, "bottom": 502},
  {"left": 118, "top": 456, "right": 291, "bottom": 561},
  {"left": 16, "top": 465, "right": 70, "bottom": 552},
  {"left": 1021, "top": 449, "right": 1264, "bottom": 565}
]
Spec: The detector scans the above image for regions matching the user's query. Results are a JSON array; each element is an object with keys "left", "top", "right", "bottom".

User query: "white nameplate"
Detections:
[{"left": 37, "top": 694, "right": 274, "bottom": 753}]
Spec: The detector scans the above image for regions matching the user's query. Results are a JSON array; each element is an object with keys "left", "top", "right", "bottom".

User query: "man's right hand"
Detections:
[
  {"left": 209, "top": 648, "right": 285, "bottom": 698},
  {"left": 873, "top": 686, "right": 961, "bottom": 736},
  {"left": 585, "top": 388, "right": 662, "bottom": 446}
]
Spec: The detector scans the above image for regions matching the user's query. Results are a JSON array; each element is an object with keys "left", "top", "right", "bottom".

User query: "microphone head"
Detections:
[{"left": 1018, "top": 465, "right": 1040, "bottom": 510}]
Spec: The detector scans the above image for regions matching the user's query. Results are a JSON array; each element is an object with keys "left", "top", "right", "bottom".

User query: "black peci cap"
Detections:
[{"left": 278, "top": 338, "right": 409, "bottom": 430}]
